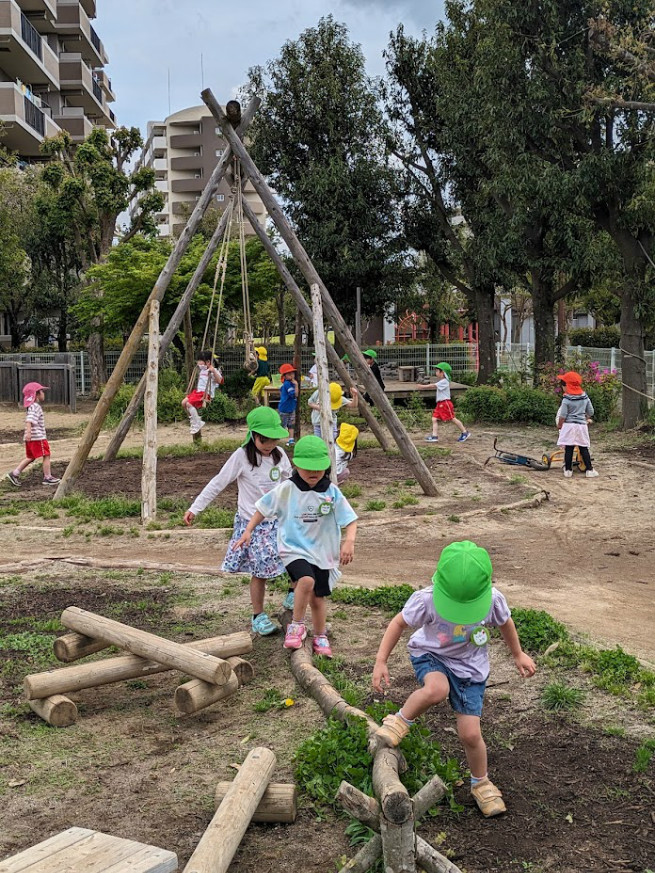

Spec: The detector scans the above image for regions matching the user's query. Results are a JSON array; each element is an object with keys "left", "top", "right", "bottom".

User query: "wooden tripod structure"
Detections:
[{"left": 54, "top": 92, "right": 439, "bottom": 501}]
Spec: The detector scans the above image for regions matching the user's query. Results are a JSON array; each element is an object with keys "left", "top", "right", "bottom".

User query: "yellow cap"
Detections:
[
  {"left": 336, "top": 423, "right": 359, "bottom": 453},
  {"left": 255, "top": 346, "right": 268, "bottom": 361},
  {"left": 329, "top": 382, "right": 344, "bottom": 410}
]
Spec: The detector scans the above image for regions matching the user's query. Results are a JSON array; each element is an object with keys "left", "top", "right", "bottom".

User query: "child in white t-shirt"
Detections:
[
  {"left": 182, "top": 350, "right": 222, "bottom": 435},
  {"left": 308, "top": 382, "right": 358, "bottom": 438},
  {"left": 335, "top": 422, "right": 358, "bottom": 484},
  {"left": 425, "top": 362, "right": 470, "bottom": 443}
]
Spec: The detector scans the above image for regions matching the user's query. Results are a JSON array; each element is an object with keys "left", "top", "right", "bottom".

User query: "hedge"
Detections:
[{"left": 568, "top": 326, "right": 620, "bottom": 348}]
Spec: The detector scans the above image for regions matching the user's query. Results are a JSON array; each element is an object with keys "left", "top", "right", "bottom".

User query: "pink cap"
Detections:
[{"left": 22, "top": 381, "right": 49, "bottom": 407}]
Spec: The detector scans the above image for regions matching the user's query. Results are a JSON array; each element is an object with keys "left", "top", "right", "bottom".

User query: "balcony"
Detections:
[
  {"left": 0, "top": 1, "right": 60, "bottom": 87},
  {"left": 0, "top": 80, "right": 61, "bottom": 155},
  {"left": 17, "top": 0, "right": 56, "bottom": 26},
  {"left": 55, "top": 1, "right": 107, "bottom": 65},
  {"left": 152, "top": 135, "right": 166, "bottom": 156},
  {"left": 171, "top": 177, "right": 205, "bottom": 194},
  {"left": 170, "top": 154, "right": 203, "bottom": 172},
  {"left": 155, "top": 180, "right": 169, "bottom": 194},
  {"left": 58, "top": 52, "right": 113, "bottom": 126},
  {"left": 53, "top": 104, "right": 92, "bottom": 141},
  {"left": 92, "top": 68, "right": 114, "bottom": 102},
  {"left": 79, "top": 0, "right": 95, "bottom": 17},
  {"left": 169, "top": 132, "right": 201, "bottom": 149},
  {"left": 153, "top": 157, "right": 167, "bottom": 172}
]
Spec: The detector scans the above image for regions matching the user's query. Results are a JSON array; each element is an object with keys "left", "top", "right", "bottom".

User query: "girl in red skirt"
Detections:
[{"left": 425, "top": 362, "right": 470, "bottom": 443}]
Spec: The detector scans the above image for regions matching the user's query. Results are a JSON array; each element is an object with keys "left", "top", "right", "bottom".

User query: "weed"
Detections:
[
  {"left": 62, "top": 525, "right": 75, "bottom": 538},
  {"left": 315, "top": 655, "right": 366, "bottom": 707},
  {"left": 393, "top": 494, "right": 419, "bottom": 509},
  {"left": 633, "top": 739, "right": 655, "bottom": 773},
  {"left": 194, "top": 507, "right": 234, "bottom": 529},
  {"left": 332, "top": 584, "right": 416, "bottom": 615},
  {"left": 254, "top": 688, "right": 294, "bottom": 713},
  {"left": 127, "top": 680, "right": 148, "bottom": 690},
  {"left": 603, "top": 725, "right": 626, "bottom": 737},
  {"left": 508, "top": 474, "right": 528, "bottom": 485},
  {"left": 447, "top": 514, "right": 460, "bottom": 523},
  {"left": 541, "top": 682, "right": 584, "bottom": 712},
  {"left": 97, "top": 525, "right": 123, "bottom": 537},
  {"left": 418, "top": 445, "right": 451, "bottom": 459},
  {"left": 511, "top": 608, "right": 570, "bottom": 654},
  {"left": 333, "top": 610, "right": 348, "bottom": 620},
  {"left": 340, "top": 484, "right": 362, "bottom": 499},
  {"left": 364, "top": 500, "right": 386, "bottom": 512},
  {"left": 404, "top": 478, "right": 417, "bottom": 487}
]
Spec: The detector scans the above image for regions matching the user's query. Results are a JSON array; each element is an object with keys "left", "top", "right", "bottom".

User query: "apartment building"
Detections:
[
  {"left": 132, "top": 105, "right": 265, "bottom": 238},
  {"left": 0, "top": 0, "right": 115, "bottom": 158}
]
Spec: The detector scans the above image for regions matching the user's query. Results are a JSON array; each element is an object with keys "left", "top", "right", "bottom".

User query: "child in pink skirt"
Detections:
[
  {"left": 425, "top": 362, "right": 470, "bottom": 443},
  {"left": 556, "top": 371, "right": 598, "bottom": 479}
]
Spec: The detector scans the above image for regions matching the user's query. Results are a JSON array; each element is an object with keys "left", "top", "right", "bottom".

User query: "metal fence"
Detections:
[{"left": 2, "top": 343, "right": 653, "bottom": 401}]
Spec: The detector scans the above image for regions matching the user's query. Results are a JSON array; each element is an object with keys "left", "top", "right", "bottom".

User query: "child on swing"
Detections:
[
  {"left": 182, "top": 350, "right": 222, "bottom": 436},
  {"left": 235, "top": 435, "right": 358, "bottom": 657},
  {"left": 183, "top": 407, "right": 293, "bottom": 635}
]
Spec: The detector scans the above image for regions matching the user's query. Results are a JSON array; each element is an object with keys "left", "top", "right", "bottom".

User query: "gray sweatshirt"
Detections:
[{"left": 557, "top": 392, "right": 594, "bottom": 424}]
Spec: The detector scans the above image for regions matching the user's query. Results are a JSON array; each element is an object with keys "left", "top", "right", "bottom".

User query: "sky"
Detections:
[{"left": 96, "top": 0, "right": 445, "bottom": 134}]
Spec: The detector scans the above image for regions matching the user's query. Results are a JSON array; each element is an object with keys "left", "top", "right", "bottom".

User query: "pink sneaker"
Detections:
[
  {"left": 312, "top": 634, "right": 333, "bottom": 658},
  {"left": 283, "top": 621, "right": 307, "bottom": 650}
]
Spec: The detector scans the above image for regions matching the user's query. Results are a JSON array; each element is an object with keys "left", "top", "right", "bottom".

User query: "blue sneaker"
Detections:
[
  {"left": 457, "top": 432, "right": 471, "bottom": 442},
  {"left": 424, "top": 435, "right": 438, "bottom": 443},
  {"left": 251, "top": 613, "right": 279, "bottom": 636},
  {"left": 282, "top": 590, "right": 295, "bottom": 610},
  {"left": 286, "top": 439, "right": 295, "bottom": 447}
]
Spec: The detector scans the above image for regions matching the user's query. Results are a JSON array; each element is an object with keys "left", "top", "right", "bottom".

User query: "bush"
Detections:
[
  {"left": 223, "top": 368, "right": 254, "bottom": 399},
  {"left": 458, "top": 386, "right": 508, "bottom": 422},
  {"left": 569, "top": 326, "right": 620, "bottom": 348},
  {"left": 505, "top": 387, "right": 559, "bottom": 425},
  {"left": 203, "top": 392, "right": 244, "bottom": 422},
  {"left": 511, "top": 607, "right": 569, "bottom": 653}
]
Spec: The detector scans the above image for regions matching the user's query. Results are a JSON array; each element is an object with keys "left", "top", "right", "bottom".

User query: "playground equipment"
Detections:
[
  {"left": 485, "top": 437, "right": 550, "bottom": 471},
  {"left": 541, "top": 446, "right": 589, "bottom": 471},
  {"left": 24, "top": 611, "right": 254, "bottom": 726}
]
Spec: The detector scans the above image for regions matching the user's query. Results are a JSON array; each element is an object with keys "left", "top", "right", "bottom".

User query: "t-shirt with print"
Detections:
[
  {"left": 255, "top": 472, "right": 357, "bottom": 571},
  {"left": 25, "top": 402, "right": 47, "bottom": 441},
  {"left": 278, "top": 380, "right": 297, "bottom": 414},
  {"left": 435, "top": 378, "right": 451, "bottom": 403},
  {"left": 402, "top": 586, "right": 511, "bottom": 683},
  {"left": 188, "top": 447, "right": 292, "bottom": 520},
  {"left": 308, "top": 389, "right": 352, "bottom": 428}
]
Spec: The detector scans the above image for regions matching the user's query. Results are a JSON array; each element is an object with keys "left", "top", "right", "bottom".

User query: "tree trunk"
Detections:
[
  {"left": 9, "top": 314, "right": 22, "bottom": 351},
  {"left": 87, "top": 331, "right": 106, "bottom": 397},
  {"left": 57, "top": 305, "right": 68, "bottom": 352},
  {"left": 472, "top": 286, "right": 496, "bottom": 384},
  {"left": 531, "top": 280, "right": 556, "bottom": 384},
  {"left": 184, "top": 308, "right": 195, "bottom": 384},
  {"left": 277, "top": 287, "right": 286, "bottom": 346},
  {"left": 619, "top": 276, "right": 648, "bottom": 428}
]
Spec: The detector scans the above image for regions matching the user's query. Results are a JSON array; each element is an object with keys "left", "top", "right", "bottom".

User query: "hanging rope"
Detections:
[{"left": 233, "top": 157, "right": 254, "bottom": 367}]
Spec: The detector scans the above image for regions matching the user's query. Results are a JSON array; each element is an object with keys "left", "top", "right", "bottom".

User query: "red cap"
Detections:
[
  {"left": 558, "top": 371, "right": 583, "bottom": 395},
  {"left": 279, "top": 363, "right": 296, "bottom": 375},
  {"left": 22, "top": 381, "right": 49, "bottom": 407}
]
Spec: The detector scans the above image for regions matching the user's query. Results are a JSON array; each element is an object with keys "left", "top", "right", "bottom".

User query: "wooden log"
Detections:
[
  {"left": 28, "top": 694, "right": 77, "bottom": 727},
  {"left": 54, "top": 96, "right": 261, "bottom": 497},
  {"left": 241, "top": 197, "right": 390, "bottom": 451},
  {"left": 175, "top": 671, "right": 239, "bottom": 715},
  {"left": 204, "top": 89, "right": 438, "bottom": 496},
  {"left": 336, "top": 782, "right": 381, "bottom": 830},
  {"left": 311, "top": 282, "right": 338, "bottom": 482},
  {"left": 380, "top": 817, "right": 416, "bottom": 873},
  {"left": 25, "top": 632, "right": 252, "bottom": 700},
  {"left": 372, "top": 747, "right": 413, "bottom": 824},
  {"left": 60, "top": 607, "right": 231, "bottom": 686},
  {"left": 214, "top": 782, "right": 297, "bottom": 823},
  {"left": 141, "top": 298, "right": 159, "bottom": 524},
  {"left": 183, "top": 747, "right": 276, "bottom": 873},
  {"left": 412, "top": 774, "right": 447, "bottom": 818},
  {"left": 54, "top": 632, "right": 108, "bottom": 663},
  {"left": 224, "top": 656, "right": 254, "bottom": 685},
  {"left": 337, "top": 834, "right": 382, "bottom": 872},
  {"left": 415, "top": 836, "right": 463, "bottom": 873}
]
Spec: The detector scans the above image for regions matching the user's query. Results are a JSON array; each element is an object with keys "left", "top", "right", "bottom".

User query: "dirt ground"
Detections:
[{"left": 0, "top": 404, "right": 654, "bottom": 872}]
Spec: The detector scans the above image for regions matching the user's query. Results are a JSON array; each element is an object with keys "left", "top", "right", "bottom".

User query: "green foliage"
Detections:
[
  {"left": 253, "top": 688, "right": 292, "bottom": 713},
  {"left": 458, "top": 387, "right": 508, "bottom": 422},
  {"left": 201, "top": 392, "right": 243, "bottom": 423},
  {"left": 541, "top": 682, "right": 585, "bottom": 712},
  {"left": 223, "top": 368, "right": 255, "bottom": 399},
  {"left": 315, "top": 655, "right": 366, "bottom": 707},
  {"left": 340, "top": 484, "right": 362, "bottom": 499},
  {"left": 364, "top": 500, "right": 386, "bottom": 512},
  {"left": 511, "top": 608, "right": 570, "bottom": 654},
  {"left": 569, "top": 327, "right": 621, "bottom": 348},
  {"left": 51, "top": 495, "right": 142, "bottom": 521},
  {"left": 331, "top": 584, "right": 416, "bottom": 615},
  {"left": 581, "top": 647, "right": 645, "bottom": 695},
  {"left": 633, "top": 739, "right": 655, "bottom": 774},
  {"left": 459, "top": 385, "right": 559, "bottom": 425},
  {"left": 393, "top": 494, "right": 419, "bottom": 508}
]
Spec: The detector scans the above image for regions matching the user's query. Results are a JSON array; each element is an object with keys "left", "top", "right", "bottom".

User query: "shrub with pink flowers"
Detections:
[{"left": 536, "top": 359, "right": 620, "bottom": 421}]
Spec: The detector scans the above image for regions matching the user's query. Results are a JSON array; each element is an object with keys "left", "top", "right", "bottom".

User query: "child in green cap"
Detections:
[
  {"left": 184, "top": 407, "right": 292, "bottom": 636},
  {"left": 234, "top": 435, "right": 358, "bottom": 658},
  {"left": 372, "top": 540, "right": 536, "bottom": 817},
  {"left": 425, "top": 362, "right": 470, "bottom": 443}
]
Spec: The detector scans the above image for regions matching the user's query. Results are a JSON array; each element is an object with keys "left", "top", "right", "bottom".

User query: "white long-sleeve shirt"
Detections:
[{"left": 188, "top": 447, "right": 292, "bottom": 520}]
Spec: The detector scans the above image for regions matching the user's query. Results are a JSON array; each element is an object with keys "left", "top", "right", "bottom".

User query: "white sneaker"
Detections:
[
  {"left": 585, "top": 469, "right": 599, "bottom": 478},
  {"left": 190, "top": 421, "right": 205, "bottom": 436},
  {"left": 563, "top": 470, "right": 573, "bottom": 478}
]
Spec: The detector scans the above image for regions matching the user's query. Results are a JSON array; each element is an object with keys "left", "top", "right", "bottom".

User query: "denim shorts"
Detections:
[{"left": 410, "top": 652, "right": 486, "bottom": 717}]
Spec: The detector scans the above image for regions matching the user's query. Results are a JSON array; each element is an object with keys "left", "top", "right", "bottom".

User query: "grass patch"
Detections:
[
  {"left": 541, "top": 681, "right": 584, "bottom": 712},
  {"left": 418, "top": 445, "right": 451, "bottom": 459},
  {"left": 315, "top": 655, "right": 366, "bottom": 707},
  {"left": 331, "top": 584, "right": 416, "bottom": 615},
  {"left": 392, "top": 494, "right": 419, "bottom": 509},
  {"left": 447, "top": 514, "right": 460, "bottom": 523},
  {"left": 508, "top": 474, "right": 528, "bottom": 485},
  {"left": 511, "top": 608, "right": 570, "bottom": 654},
  {"left": 253, "top": 688, "right": 295, "bottom": 713},
  {"left": 364, "top": 500, "right": 386, "bottom": 512},
  {"left": 115, "top": 437, "right": 243, "bottom": 461},
  {"left": 340, "top": 483, "right": 362, "bottom": 500},
  {"left": 633, "top": 738, "right": 655, "bottom": 773}
]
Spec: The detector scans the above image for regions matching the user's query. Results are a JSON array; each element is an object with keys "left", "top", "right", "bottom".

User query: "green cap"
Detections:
[
  {"left": 242, "top": 407, "right": 289, "bottom": 446},
  {"left": 363, "top": 349, "right": 378, "bottom": 360},
  {"left": 292, "top": 435, "right": 331, "bottom": 471},
  {"left": 435, "top": 362, "right": 452, "bottom": 379},
  {"left": 431, "top": 541, "right": 492, "bottom": 624}
]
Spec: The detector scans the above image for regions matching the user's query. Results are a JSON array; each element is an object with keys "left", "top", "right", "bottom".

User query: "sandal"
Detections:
[{"left": 471, "top": 778, "right": 506, "bottom": 817}]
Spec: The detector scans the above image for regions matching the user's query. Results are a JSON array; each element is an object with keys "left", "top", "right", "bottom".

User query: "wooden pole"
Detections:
[
  {"left": 293, "top": 308, "right": 302, "bottom": 443},
  {"left": 102, "top": 111, "right": 257, "bottom": 464},
  {"left": 183, "top": 308, "right": 196, "bottom": 385},
  {"left": 311, "top": 283, "right": 337, "bottom": 481},
  {"left": 142, "top": 299, "right": 159, "bottom": 524},
  {"left": 174, "top": 657, "right": 254, "bottom": 715},
  {"left": 240, "top": 197, "right": 390, "bottom": 450},
  {"left": 28, "top": 695, "right": 77, "bottom": 727},
  {"left": 54, "top": 632, "right": 108, "bottom": 663},
  {"left": 54, "top": 95, "right": 260, "bottom": 496},
  {"left": 183, "top": 747, "right": 276, "bottom": 873},
  {"left": 25, "top": 632, "right": 252, "bottom": 700},
  {"left": 214, "top": 782, "right": 297, "bottom": 823},
  {"left": 203, "top": 89, "right": 437, "bottom": 496}
]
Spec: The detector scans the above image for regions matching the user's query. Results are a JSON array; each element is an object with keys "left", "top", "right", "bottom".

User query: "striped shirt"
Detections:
[{"left": 25, "top": 402, "right": 47, "bottom": 441}]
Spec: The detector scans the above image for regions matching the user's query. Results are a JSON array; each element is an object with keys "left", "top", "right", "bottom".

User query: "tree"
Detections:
[
  {"left": 246, "top": 16, "right": 411, "bottom": 326},
  {"left": 0, "top": 168, "right": 38, "bottom": 348},
  {"left": 40, "top": 127, "right": 164, "bottom": 393}
]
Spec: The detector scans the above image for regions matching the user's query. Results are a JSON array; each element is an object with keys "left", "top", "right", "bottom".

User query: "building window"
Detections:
[
  {"left": 215, "top": 149, "right": 224, "bottom": 157},
  {"left": 216, "top": 194, "right": 225, "bottom": 202},
  {"left": 215, "top": 127, "right": 221, "bottom": 135}
]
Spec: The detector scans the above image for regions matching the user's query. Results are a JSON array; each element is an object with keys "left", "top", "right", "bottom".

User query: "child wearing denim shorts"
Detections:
[
  {"left": 372, "top": 540, "right": 536, "bottom": 817},
  {"left": 278, "top": 363, "right": 298, "bottom": 447}
]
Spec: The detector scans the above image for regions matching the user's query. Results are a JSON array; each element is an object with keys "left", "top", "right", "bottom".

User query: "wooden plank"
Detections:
[
  {"left": 60, "top": 608, "right": 231, "bottom": 687},
  {"left": 141, "top": 299, "right": 159, "bottom": 524},
  {"left": 23, "top": 831, "right": 122, "bottom": 873},
  {"left": 25, "top": 633, "right": 251, "bottom": 700},
  {"left": 100, "top": 845, "right": 178, "bottom": 873},
  {"left": 0, "top": 828, "right": 94, "bottom": 872}
]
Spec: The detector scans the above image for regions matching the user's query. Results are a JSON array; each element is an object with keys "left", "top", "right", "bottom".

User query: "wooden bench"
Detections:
[{"left": 0, "top": 827, "right": 178, "bottom": 873}]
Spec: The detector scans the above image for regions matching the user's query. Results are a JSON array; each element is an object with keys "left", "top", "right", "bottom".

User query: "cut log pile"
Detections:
[{"left": 24, "top": 607, "right": 255, "bottom": 727}]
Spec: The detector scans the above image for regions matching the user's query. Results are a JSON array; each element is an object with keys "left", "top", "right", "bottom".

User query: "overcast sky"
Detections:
[{"left": 96, "top": 0, "right": 445, "bottom": 134}]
